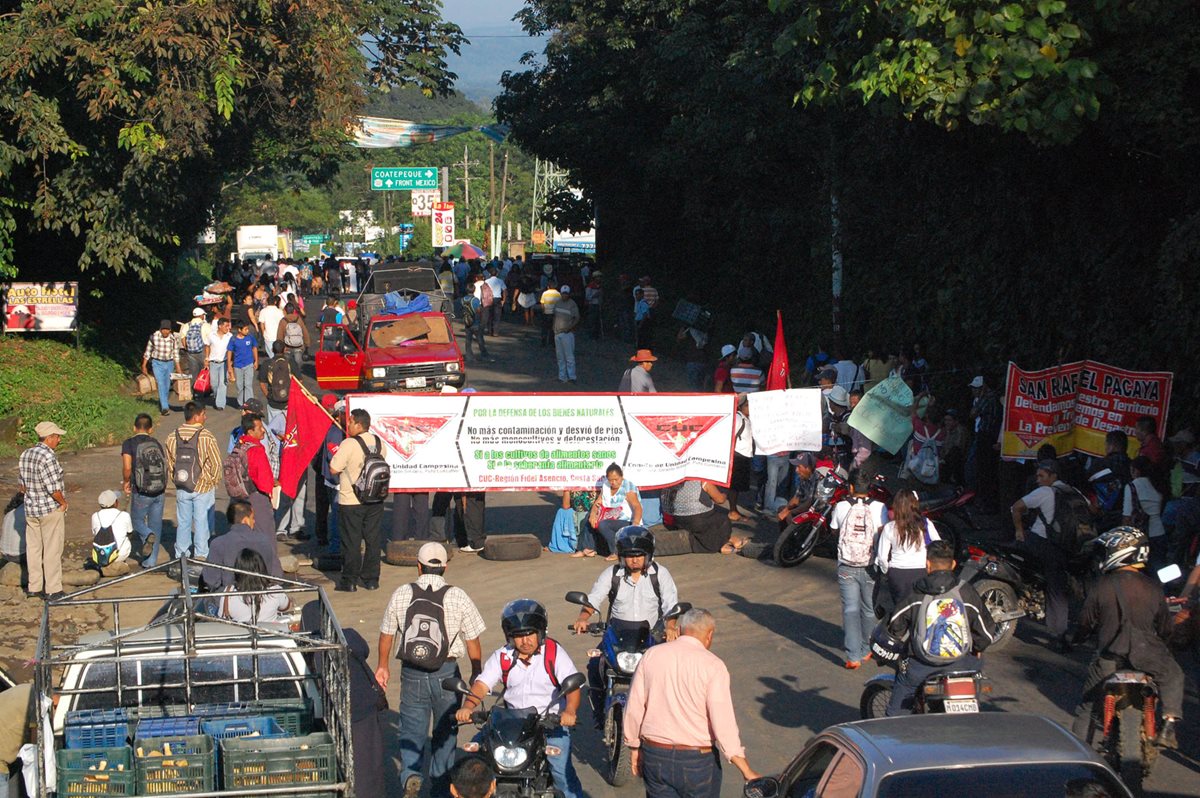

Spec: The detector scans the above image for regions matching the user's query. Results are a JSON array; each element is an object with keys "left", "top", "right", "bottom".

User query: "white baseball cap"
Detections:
[
  {"left": 969, "top": 376, "right": 985, "bottom": 389},
  {"left": 720, "top": 344, "right": 736, "bottom": 358},
  {"left": 418, "top": 542, "right": 449, "bottom": 567}
]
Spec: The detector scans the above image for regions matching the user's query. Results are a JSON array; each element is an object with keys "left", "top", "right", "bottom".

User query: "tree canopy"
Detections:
[{"left": 0, "top": 0, "right": 465, "bottom": 278}]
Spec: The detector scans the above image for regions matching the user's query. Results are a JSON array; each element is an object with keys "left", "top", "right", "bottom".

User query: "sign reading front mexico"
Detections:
[
  {"left": 370, "top": 167, "right": 438, "bottom": 191},
  {"left": 346, "top": 392, "right": 736, "bottom": 492}
]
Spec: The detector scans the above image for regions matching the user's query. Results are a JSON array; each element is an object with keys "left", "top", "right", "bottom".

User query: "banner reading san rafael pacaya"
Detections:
[
  {"left": 1001, "top": 360, "right": 1172, "bottom": 461},
  {"left": 347, "top": 392, "right": 737, "bottom": 492}
]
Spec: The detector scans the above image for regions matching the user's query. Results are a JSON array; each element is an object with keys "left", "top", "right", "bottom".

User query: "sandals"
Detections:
[
  {"left": 721, "top": 537, "right": 749, "bottom": 555},
  {"left": 569, "top": 549, "right": 597, "bottom": 558}
]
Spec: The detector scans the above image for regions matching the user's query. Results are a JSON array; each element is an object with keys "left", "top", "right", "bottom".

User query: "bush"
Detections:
[{"left": 0, "top": 337, "right": 151, "bottom": 456}]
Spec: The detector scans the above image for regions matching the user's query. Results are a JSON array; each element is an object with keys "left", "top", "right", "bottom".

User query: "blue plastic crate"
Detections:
[
  {"left": 65, "top": 710, "right": 133, "bottom": 750},
  {"left": 134, "top": 716, "right": 199, "bottom": 740},
  {"left": 202, "top": 716, "right": 288, "bottom": 742}
]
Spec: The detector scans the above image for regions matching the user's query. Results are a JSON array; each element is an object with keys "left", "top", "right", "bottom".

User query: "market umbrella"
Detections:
[{"left": 441, "top": 242, "right": 485, "bottom": 259}]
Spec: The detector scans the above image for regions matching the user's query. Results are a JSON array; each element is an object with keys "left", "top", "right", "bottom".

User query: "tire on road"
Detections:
[
  {"left": 650, "top": 526, "right": 692, "bottom": 557},
  {"left": 738, "top": 541, "right": 771, "bottom": 560},
  {"left": 1117, "top": 703, "right": 1146, "bottom": 795},
  {"left": 774, "top": 520, "right": 820, "bottom": 568},
  {"left": 860, "top": 681, "right": 893, "bottom": 719},
  {"left": 973, "top": 578, "right": 1019, "bottom": 650},
  {"left": 481, "top": 534, "right": 543, "bottom": 562},
  {"left": 606, "top": 704, "right": 633, "bottom": 786},
  {"left": 384, "top": 540, "right": 456, "bottom": 567}
]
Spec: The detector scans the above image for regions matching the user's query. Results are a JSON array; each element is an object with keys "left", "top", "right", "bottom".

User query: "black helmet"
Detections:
[
  {"left": 869, "top": 622, "right": 906, "bottom": 664},
  {"left": 501, "top": 599, "right": 549, "bottom": 647},
  {"left": 616, "top": 525, "right": 655, "bottom": 564}
]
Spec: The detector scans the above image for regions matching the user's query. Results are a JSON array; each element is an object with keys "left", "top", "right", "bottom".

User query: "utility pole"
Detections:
[
  {"left": 530, "top": 157, "right": 539, "bottom": 235},
  {"left": 489, "top": 142, "right": 497, "bottom": 229},
  {"left": 499, "top": 149, "right": 510, "bottom": 231},
  {"left": 455, "top": 145, "right": 481, "bottom": 230}
]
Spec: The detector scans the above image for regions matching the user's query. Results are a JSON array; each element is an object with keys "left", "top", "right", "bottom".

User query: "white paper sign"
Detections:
[
  {"left": 432, "top": 202, "right": 455, "bottom": 247},
  {"left": 747, "top": 389, "right": 824, "bottom": 454}
]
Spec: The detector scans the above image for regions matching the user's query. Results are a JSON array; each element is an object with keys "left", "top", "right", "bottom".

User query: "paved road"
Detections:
[{"left": 3, "top": 296, "right": 1196, "bottom": 798}]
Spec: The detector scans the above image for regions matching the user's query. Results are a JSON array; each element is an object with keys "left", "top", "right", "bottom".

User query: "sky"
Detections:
[{"left": 441, "top": 0, "right": 527, "bottom": 31}]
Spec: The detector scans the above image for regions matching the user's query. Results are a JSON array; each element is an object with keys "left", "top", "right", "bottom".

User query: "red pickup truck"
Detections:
[{"left": 315, "top": 264, "right": 466, "bottom": 393}]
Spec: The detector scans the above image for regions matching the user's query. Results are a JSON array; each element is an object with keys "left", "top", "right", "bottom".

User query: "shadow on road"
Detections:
[
  {"left": 756, "top": 673, "right": 855, "bottom": 730},
  {"left": 720, "top": 591, "right": 843, "bottom": 667}
]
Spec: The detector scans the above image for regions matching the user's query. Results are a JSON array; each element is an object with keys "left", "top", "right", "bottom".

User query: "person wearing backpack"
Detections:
[
  {"left": 875, "top": 490, "right": 941, "bottom": 608},
  {"left": 90, "top": 490, "right": 135, "bottom": 568},
  {"left": 1011, "top": 458, "right": 1083, "bottom": 653},
  {"left": 462, "top": 274, "right": 490, "bottom": 362},
  {"left": 120, "top": 414, "right": 166, "bottom": 567},
  {"left": 183, "top": 308, "right": 208, "bottom": 387},
  {"left": 227, "top": 412, "right": 279, "bottom": 540},
  {"left": 164, "top": 402, "right": 223, "bottom": 560},
  {"left": 257, "top": 341, "right": 293, "bottom": 430},
  {"left": 572, "top": 526, "right": 679, "bottom": 724},
  {"left": 830, "top": 471, "right": 889, "bottom": 669},
  {"left": 376, "top": 542, "right": 485, "bottom": 798},
  {"left": 330, "top": 408, "right": 387, "bottom": 592},
  {"left": 457, "top": 599, "right": 583, "bottom": 798},
  {"left": 275, "top": 301, "right": 310, "bottom": 373},
  {"left": 884, "top": 540, "right": 997, "bottom": 716}
]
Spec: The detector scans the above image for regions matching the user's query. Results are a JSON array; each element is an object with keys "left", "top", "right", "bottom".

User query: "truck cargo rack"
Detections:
[{"left": 33, "top": 558, "right": 354, "bottom": 798}]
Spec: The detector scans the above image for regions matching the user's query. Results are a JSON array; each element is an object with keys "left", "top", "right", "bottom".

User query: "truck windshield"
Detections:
[
  {"left": 368, "top": 317, "right": 451, "bottom": 348},
  {"left": 73, "top": 651, "right": 301, "bottom": 710}
]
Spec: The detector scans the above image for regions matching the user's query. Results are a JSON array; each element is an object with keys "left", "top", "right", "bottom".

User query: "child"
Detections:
[{"left": 91, "top": 490, "right": 134, "bottom": 568}]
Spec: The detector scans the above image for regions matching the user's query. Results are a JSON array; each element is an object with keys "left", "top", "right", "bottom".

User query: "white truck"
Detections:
[{"left": 235, "top": 225, "right": 280, "bottom": 262}]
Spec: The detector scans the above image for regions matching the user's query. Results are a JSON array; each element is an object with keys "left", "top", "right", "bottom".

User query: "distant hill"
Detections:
[
  {"left": 447, "top": 25, "right": 545, "bottom": 106},
  {"left": 363, "top": 86, "right": 487, "bottom": 122}
]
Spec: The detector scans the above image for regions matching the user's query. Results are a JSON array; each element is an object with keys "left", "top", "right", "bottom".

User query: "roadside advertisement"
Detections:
[
  {"left": 432, "top": 202, "right": 455, "bottom": 247},
  {"left": 2, "top": 282, "right": 78, "bottom": 333},
  {"left": 411, "top": 189, "right": 439, "bottom": 217},
  {"left": 1001, "top": 360, "right": 1173, "bottom": 460},
  {"left": 747, "top": 389, "right": 823, "bottom": 454},
  {"left": 346, "top": 392, "right": 736, "bottom": 492}
]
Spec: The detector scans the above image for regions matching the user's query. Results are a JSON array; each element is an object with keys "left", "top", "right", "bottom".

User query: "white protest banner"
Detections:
[
  {"left": 746, "top": 389, "right": 823, "bottom": 454},
  {"left": 347, "top": 392, "right": 736, "bottom": 492}
]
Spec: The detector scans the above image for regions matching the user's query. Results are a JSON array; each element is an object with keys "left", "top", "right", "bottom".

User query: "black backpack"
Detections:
[
  {"left": 1038, "top": 485, "right": 1096, "bottom": 553},
  {"left": 173, "top": 430, "right": 201, "bottom": 493},
  {"left": 352, "top": 436, "right": 390, "bottom": 504},
  {"left": 267, "top": 358, "right": 291, "bottom": 404},
  {"left": 606, "top": 563, "right": 663, "bottom": 623},
  {"left": 397, "top": 584, "right": 451, "bottom": 670},
  {"left": 132, "top": 436, "right": 167, "bottom": 497}
]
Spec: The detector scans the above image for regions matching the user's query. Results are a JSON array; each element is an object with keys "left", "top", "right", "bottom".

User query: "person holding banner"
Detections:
[{"left": 589, "top": 464, "right": 644, "bottom": 560}]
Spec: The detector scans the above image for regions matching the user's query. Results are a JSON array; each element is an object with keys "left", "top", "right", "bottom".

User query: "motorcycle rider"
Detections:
[
  {"left": 1070, "top": 527, "right": 1184, "bottom": 749},
  {"left": 572, "top": 525, "right": 680, "bottom": 722},
  {"left": 456, "top": 600, "right": 584, "bottom": 798},
  {"left": 882, "top": 540, "right": 997, "bottom": 716}
]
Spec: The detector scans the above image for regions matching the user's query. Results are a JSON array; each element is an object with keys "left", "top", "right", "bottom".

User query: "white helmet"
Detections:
[{"left": 1096, "top": 526, "right": 1149, "bottom": 572}]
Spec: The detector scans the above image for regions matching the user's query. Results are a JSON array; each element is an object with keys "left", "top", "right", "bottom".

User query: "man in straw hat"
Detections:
[{"left": 619, "top": 350, "right": 658, "bottom": 393}]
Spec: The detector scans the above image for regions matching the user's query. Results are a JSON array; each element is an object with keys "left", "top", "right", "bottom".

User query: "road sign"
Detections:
[
  {"left": 299, "top": 234, "right": 329, "bottom": 245},
  {"left": 411, "top": 189, "right": 440, "bottom": 217},
  {"left": 432, "top": 202, "right": 456, "bottom": 248},
  {"left": 371, "top": 167, "right": 439, "bottom": 191},
  {"left": 531, "top": 229, "right": 546, "bottom": 246}
]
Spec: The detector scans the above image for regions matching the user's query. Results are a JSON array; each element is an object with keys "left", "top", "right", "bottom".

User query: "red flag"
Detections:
[
  {"left": 278, "top": 378, "right": 334, "bottom": 499},
  {"left": 766, "top": 310, "right": 790, "bottom": 391}
]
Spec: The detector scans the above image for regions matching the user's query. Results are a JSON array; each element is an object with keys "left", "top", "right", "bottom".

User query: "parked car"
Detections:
[{"left": 745, "top": 714, "right": 1132, "bottom": 798}]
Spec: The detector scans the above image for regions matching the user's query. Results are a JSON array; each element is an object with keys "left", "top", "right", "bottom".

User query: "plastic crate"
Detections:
[
  {"left": 57, "top": 747, "right": 136, "bottom": 798},
  {"left": 133, "top": 735, "right": 215, "bottom": 795},
  {"left": 134, "top": 717, "right": 199, "bottom": 740},
  {"left": 192, "top": 699, "right": 311, "bottom": 736},
  {"left": 65, "top": 710, "right": 133, "bottom": 750},
  {"left": 221, "top": 732, "right": 335, "bottom": 796},
  {"left": 202, "top": 716, "right": 288, "bottom": 742},
  {"left": 671, "top": 299, "right": 713, "bottom": 332}
]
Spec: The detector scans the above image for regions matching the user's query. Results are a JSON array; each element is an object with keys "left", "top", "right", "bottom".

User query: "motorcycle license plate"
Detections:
[
  {"left": 944, "top": 699, "right": 978, "bottom": 713},
  {"left": 405, "top": 376, "right": 427, "bottom": 388}
]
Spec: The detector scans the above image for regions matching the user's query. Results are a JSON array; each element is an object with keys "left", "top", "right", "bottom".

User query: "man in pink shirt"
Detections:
[
  {"left": 622, "top": 608, "right": 758, "bottom": 797},
  {"left": 234, "top": 414, "right": 278, "bottom": 539}
]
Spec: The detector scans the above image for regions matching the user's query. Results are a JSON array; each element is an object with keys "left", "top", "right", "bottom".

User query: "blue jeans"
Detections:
[
  {"left": 175, "top": 488, "right": 215, "bottom": 558},
  {"left": 544, "top": 726, "right": 583, "bottom": 798},
  {"left": 208, "top": 361, "right": 228, "bottom": 409},
  {"left": 398, "top": 661, "right": 460, "bottom": 794},
  {"left": 763, "top": 454, "right": 790, "bottom": 510},
  {"left": 685, "top": 361, "right": 705, "bottom": 392},
  {"left": 151, "top": 359, "right": 174, "bottom": 411},
  {"left": 640, "top": 491, "right": 662, "bottom": 527},
  {"left": 234, "top": 365, "right": 255, "bottom": 406},
  {"left": 130, "top": 492, "right": 164, "bottom": 567},
  {"left": 837, "top": 564, "right": 875, "bottom": 663},
  {"left": 641, "top": 745, "right": 721, "bottom": 798}
]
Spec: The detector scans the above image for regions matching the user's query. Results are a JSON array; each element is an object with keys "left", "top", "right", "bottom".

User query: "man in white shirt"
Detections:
[
  {"left": 1010, "top": 458, "right": 1073, "bottom": 651},
  {"left": 552, "top": 286, "right": 580, "bottom": 383},
  {"left": 204, "top": 317, "right": 234, "bottom": 410},
  {"left": 91, "top": 490, "right": 135, "bottom": 566},
  {"left": 484, "top": 267, "right": 507, "bottom": 335},
  {"left": 257, "top": 296, "right": 285, "bottom": 356},
  {"left": 456, "top": 600, "right": 583, "bottom": 798}
]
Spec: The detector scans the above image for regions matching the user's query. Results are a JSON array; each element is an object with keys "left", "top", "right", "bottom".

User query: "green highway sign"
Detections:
[
  {"left": 299, "top": 234, "right": 329, "bottom": 244},
  {"left": 371, "top": 167, "right": 439, "bottom": 190}
]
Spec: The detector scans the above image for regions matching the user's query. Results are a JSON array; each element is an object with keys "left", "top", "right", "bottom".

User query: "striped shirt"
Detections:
[
  {"left": 143, "top": 331, "right": 179, "bottom": 363},
  {"left": 164, "top": 423, "right": 223, "bottom": 494},
  {"left": 18, "top": 443, "right": 64, "bottom": 517},
  {"left": 640, "top": 285, "right": 659, "bottom": 308},
  {"left": 380, "top": 575, "right": 487, "bottom": 661},
  {"left": 729, "top": 364, "right": 764, "bottom": 393}
]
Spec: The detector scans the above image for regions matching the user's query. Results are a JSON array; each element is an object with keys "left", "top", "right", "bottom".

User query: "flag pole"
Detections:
[{"left": 289, "top": 375, "right": 336, "bottom": 423}]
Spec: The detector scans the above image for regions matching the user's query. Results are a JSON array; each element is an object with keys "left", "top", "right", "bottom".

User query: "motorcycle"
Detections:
[
  {"left": 444, "top": 672, "right": 586, "bottom": 798},
  {"left": 563, "top": 591, "right": 689, "bottom": 786},
  {"left": 860, "top": 668, "right": 991, "bottom": 719},
  {"left": 773, "top": 468, "right": 849, "bottom": 567},
  {"left": 959, "top": 538, "right": 1098, "bottom": 650}
]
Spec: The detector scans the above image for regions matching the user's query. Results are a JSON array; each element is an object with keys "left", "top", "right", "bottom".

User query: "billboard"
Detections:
[{"left": 2, "top": 282, "right": 79, "bottom": 333}]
